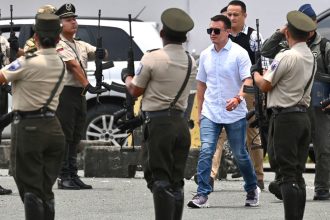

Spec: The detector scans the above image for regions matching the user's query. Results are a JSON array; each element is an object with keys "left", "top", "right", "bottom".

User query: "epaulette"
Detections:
[
  {"left": 26, "top": 40, "right": 35, "bottom": 47},
  {"left": 147, "top": 48, "right": 160, "bottom": 53},
  {"left": 25, "top": 52, "right": 38, "bottom": 59}
]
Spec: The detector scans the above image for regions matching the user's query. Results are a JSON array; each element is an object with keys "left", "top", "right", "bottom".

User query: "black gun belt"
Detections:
[
  {"left": 13, "top": 108, "right": 55, "bottom": 120},
  {"left": 271, "top": 105, "right": 307, "bottom": 115},
  {"left": 143, "top": 109, "right": 185, "bottom": 119}
]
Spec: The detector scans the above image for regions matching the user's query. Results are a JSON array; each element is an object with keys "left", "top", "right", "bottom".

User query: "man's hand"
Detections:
[
  {"left": 95, "top": 48, "right": 106, "bottom": 60},
  {"left": 250, "top": 58, "right": 263, "bottom": 78},
  {"left": 226, "top": 97, "right": 239, "bottom": 111},
  {"left": 121, "top": 68, "right": 134, "bottom": 83},
  {"left": 8, "top": 35, "right": 19, "bottom": 53},
  {"left": 82, "top": 83, "right": 107, "bottom": 95}
]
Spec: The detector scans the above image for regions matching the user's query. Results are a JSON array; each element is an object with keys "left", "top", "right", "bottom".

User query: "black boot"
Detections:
[
  {"left": 280, "top": 182, "right": 301, "bottom": 220},
  {"left": 24, "top": 192, "right": 44, "bottom": 220},
  {"left": 44, "top": 199, "right": 55, "bottom": 220},
  {"left": 172, "top": 187, "right": 184, "bottom": 220},
  {"left": 72, "top": 176, "right": 92, "bottom": 189},
  {"left": 58, "top": 178, "right": 80, "bottom": 190},
  {"left": 152, "top": 181, "right": 175, "bottom": 220}
]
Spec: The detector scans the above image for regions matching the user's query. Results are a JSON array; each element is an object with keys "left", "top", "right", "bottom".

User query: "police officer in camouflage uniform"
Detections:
[
  {"left": 0, "top": 13, "right": 65, "bottom": 220},
  {"left": 122, "top": 8, "right": 196, "bottom": 220},
  {"left": 23, "top": 5, "right": 57, "bottom": 54},
  {"left": 253, "top": 11, "right": 317, "bottom": 220},
  {"left": 55, "top": 3, "right": 107, "bottom": 190},
  {"left": 261, "top": 4, "right": 330, "bottom": 201}
]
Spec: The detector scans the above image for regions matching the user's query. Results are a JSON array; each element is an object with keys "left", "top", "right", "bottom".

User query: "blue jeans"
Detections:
[{"left": 197, "top": 116, "right": 257, "bottom": 196}]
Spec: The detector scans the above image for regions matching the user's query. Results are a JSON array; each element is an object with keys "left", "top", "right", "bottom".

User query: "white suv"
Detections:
[{"left": 0, "top": 16, "right": 162, "bottom": 146}]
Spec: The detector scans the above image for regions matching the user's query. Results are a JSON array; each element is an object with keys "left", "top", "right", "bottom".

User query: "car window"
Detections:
[
  {"left": 77, "top": 25, "right": 144, "bottom": 61},
  {"left": 318, "top": 15, "right": 330, "bottom": 39}
]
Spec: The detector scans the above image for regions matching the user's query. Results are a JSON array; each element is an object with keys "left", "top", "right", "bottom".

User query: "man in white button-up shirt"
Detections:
[{"left": 187, "top": 14, "right": 259, "bottom": 208}]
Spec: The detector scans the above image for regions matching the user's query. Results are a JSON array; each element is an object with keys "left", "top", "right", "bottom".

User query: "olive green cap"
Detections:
[
  {"left": 161, "top": 8, "right": 194, "bottom": 38},
  {"left": 287, "top": 10, "right": 317, "bottom": 32},
  {"left": 37, "top": 5, "right": 57, "bottom": 14},
  {"left": 34, "top": 14, "right": 61, "bottom": 38}
]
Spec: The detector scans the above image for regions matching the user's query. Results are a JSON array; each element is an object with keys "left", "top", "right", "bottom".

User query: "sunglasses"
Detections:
[{"left": 207, "top": 28, "right": 221, "bottom": 35}]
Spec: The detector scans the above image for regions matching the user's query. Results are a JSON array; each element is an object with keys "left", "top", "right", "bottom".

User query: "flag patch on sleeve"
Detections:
[
  {"left": 7, "top": 60, "right": 21, "bottom": 71},
  {"left": 270, "top": 60, "right": 279, "bottom": 72},
  {"left": 135, "top": 63, "right": 143, "bottom": 75}
]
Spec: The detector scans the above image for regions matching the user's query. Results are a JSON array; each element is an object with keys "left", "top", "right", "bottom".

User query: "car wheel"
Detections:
[{"left": 85, "top": 104, "right": 128, "bottom": 147}]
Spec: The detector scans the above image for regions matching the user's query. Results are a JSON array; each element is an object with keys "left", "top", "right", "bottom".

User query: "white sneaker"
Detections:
[{"left": 245, "top": 186, "right": 261, "bottom": 207}]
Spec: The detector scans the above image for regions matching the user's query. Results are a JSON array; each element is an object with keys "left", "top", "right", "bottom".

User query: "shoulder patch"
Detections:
[
  {"left": 147, "top": 48, "right": 160, "bottom": 53},
  {"left": 135, "top": 63, "right": 143, "bottom": 75},
  {"left": 270, "top": 60, "right": 279, "bottom": 72},
  {"left": 7, "top": 60, "right": 21, "bottom": 71}
]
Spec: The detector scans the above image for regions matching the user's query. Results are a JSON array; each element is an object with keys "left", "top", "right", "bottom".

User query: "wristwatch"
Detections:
[{"left": 234, "top": 95, "right": 244, "bottom": 104}]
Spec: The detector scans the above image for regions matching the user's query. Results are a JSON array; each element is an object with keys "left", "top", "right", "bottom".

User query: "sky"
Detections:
[{"left": 1, "top": 0, "right": 329, "bottom": 54}]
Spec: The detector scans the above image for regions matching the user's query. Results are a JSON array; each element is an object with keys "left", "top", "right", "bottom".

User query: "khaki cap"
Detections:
[
  {"left": 161, "top": 8, "right": 194, "bottom": 38},
  {"left": 287, "top": 10, "right": 316, "bottom": 32}
]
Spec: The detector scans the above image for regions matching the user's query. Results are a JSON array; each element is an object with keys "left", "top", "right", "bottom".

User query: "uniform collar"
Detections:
[
  {"left": 163, "top": 44, "right": 184, "bottom": 50},
  {"left": 37, "top": 48, "right": 58, "bottom": 55}
]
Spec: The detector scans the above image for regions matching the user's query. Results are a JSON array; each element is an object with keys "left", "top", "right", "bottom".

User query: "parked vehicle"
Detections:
[{"left": 0, "top": 16, "right": 162, "bottom": 147}]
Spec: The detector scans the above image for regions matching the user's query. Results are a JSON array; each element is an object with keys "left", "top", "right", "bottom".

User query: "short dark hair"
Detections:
[
  {"left": 37, "top": 35, "right": 58, "bottom": 48},
  {"left": 220, "top": 6, "right": 227, "bottom": 14},
  {"left": 287, "top": 23, "right": 310, "bottom": 41},
  {"left": 162, "top": 29, "right": 187, "bottom": 43},
  {"left": 228, "top": 0, "right": 246, "bottom": 13},
  {"left": 211, "top": 15, "right": 231, "bottom": 29}
]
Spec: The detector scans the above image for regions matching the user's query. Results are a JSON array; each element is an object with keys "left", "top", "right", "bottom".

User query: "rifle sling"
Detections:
[
  {"left": 42, "top": 58, "right": 66, "bottom": 111},
  {"left": 169, "top": 52, "right": 192, "bottom": 109}
]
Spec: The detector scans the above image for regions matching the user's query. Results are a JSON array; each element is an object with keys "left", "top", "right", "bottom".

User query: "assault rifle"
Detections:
[
  {"left": 108, "top": 14, "right": 141, "bottom": 151},
  {"left": 8, "top": 5, "right": 18, "bottom": 63},
  {"left": 244, "top": 19, "right": 269, "bottom": 150},
  {"left": 93, "top": 9, "right": 114, "bottom": 101}
]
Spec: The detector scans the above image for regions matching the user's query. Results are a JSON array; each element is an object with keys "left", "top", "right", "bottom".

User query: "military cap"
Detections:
[
  {"left": 161, "top": 8, "right": 194, "bottom": 39},
  {"left": 34, "top": 13, "right": 61, "bottom": 38},
  {"left": 55, "top": 3, "right": 77, "bottom": 18},
  {"left": 287, "top": 10, "right": 316, "bottom": 32},
  {"left": 37, "top": 4, "right": 57, "bottom": 14}
]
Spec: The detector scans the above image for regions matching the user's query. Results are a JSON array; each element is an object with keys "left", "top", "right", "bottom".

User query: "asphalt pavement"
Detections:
[{"left": 0, "top": 167, "right": 329, "bottom": 220}]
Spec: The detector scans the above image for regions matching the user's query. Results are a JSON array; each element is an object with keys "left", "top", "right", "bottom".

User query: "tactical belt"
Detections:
[
  {"left": 143, "top": 109, "right": 185, "bottom": 119},
  {"left": 13, "top": 108, "right": 55, "bottom": 120},
  {"left": 271, "top": 105, "right": 307, "bottom": 115}
]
